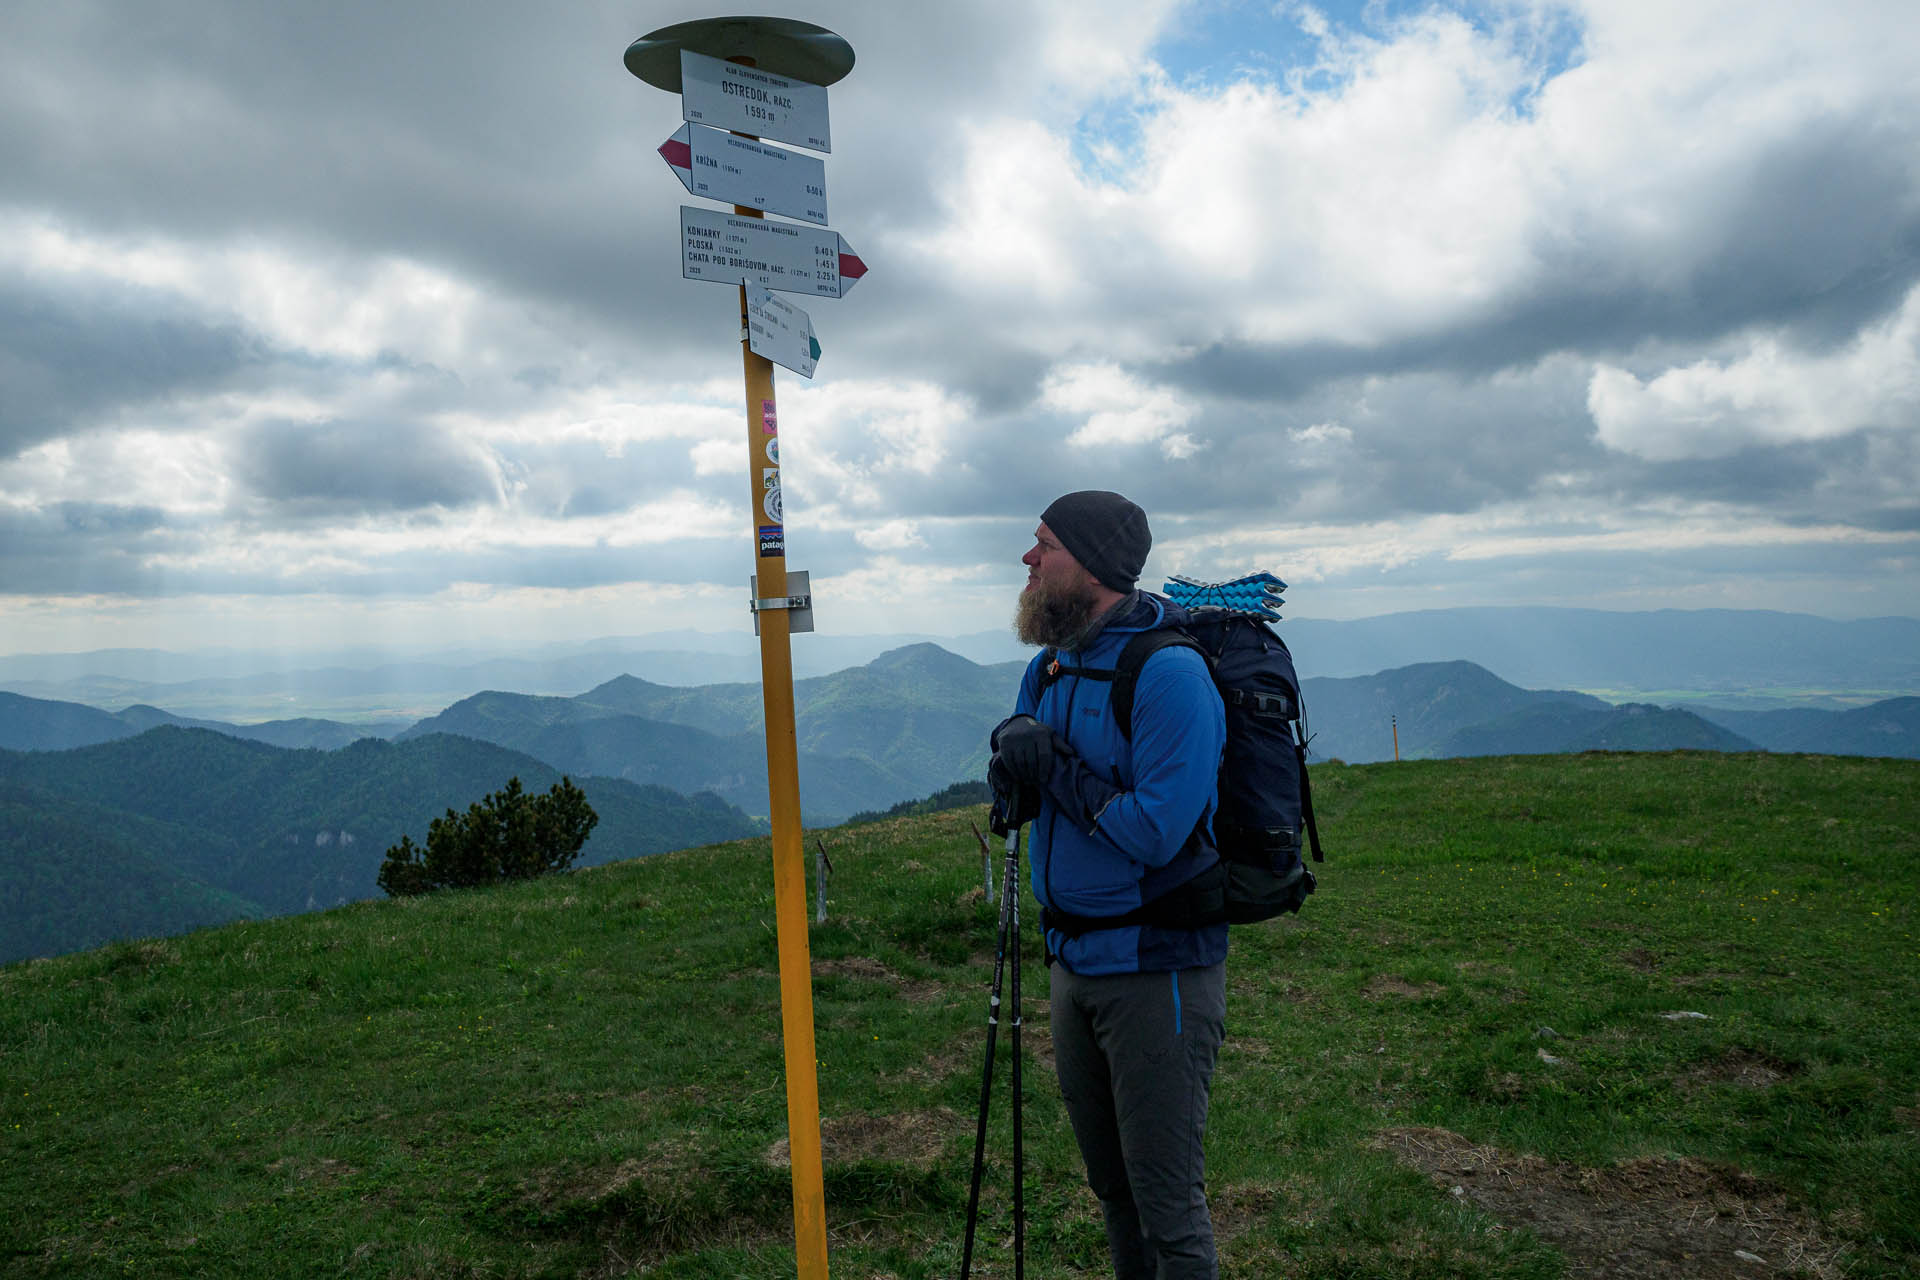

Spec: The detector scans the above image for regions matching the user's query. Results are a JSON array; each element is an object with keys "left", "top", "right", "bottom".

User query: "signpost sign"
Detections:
[
  {"left": 659, "top": 122, "right": 829, "bottom": 224},
  {"left": 747, "top": 284, "right": 820, "bottom": 379},
  {"left": 680, "top": 205, "right": 866, "bottom": 298},
  {"left": 679, "top": 47, "right": 831, "bottom": 152}
]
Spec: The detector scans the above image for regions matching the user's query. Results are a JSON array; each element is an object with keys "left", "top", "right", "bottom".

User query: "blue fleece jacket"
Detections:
[{"left": 996, "top": 592, "right": 1228, "bottom": 975}]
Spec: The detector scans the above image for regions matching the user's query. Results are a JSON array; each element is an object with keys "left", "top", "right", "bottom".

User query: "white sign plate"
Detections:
[
  {"left": 658, "top": 123, "right": 828, "bottom": 225},
  {"left": 747, "top": 284, "right": 819, "bottom": 379},
  {"left": 680, "top": 206, "right": 867, "bottom": 299},
  {"left": 680, "top": 48, "right": 831, "bottom": 153}
]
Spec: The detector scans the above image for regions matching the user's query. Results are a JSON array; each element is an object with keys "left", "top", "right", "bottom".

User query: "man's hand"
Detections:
[
  {"left": 993, "top": 715, "right": 1056, "bottom": 787},
  {"left": 988, "top": 754, "right": 1041, "bottom": 834}
]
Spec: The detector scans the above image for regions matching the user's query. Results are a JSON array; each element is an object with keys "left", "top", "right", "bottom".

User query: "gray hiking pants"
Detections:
[{"left": 1050, "top": 961, "right": 1227, "bottom": 1280}]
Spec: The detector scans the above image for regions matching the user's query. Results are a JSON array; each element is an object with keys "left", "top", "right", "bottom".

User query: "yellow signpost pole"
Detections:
[{"left": 738, "top": 263, "right": 830, "bottom": 1280}]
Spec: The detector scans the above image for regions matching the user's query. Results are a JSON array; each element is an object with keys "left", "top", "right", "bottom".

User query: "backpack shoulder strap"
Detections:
[
  {"left": 1032, "top": 630, "right": 1205, "bottom": 739},
  {"left": 1108, "top": 629, "right": 1207, "bottom": 740}
]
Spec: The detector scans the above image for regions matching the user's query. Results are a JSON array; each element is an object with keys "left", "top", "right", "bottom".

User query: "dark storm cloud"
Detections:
[
  {"left": 0, "top": 4, "right": 686, "bottom": 352},
  {"left": 0, "top": 501, "right": 181, "bottom": 594},
  {"left": 0, "top": 3, "right": 1005, "bottom": 370},
  {"left": 229, "top": 418, "right": 498, "bottom": 513},
  {"left": 0, "top": 273, "right": 265, "bottom": 457}
]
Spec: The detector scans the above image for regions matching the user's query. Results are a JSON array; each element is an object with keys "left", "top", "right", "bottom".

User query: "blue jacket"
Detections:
[{"left": 996, "top": 592, "right": 1228, "bottom": 975}]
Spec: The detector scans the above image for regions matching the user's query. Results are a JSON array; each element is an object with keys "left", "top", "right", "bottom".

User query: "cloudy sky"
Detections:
[{"left": 3, "top": 0, "right": 1916, "bottom": 658}]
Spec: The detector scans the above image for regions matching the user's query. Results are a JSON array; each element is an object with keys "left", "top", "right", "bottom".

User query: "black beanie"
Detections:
[{"left": 1041, "top": 490, "right": 1151, "bottom": 593}]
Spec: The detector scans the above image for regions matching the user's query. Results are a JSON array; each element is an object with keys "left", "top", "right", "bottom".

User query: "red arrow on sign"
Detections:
[{"left": 658, "top": 134, "right": 693, "bottom": 173}]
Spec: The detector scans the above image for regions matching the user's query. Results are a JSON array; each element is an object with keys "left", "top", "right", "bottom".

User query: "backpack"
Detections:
[{"left": 1037, "top": 592, "right": 1324, "bottom": 932}]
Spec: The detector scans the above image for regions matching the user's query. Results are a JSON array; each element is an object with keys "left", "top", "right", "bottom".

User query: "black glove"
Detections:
[
  {"left": 993, "top": 715, "right": 1056, "bottom": 787},
  {"left": 988, "top": 754, "right": 1041, "bottom": 834}
]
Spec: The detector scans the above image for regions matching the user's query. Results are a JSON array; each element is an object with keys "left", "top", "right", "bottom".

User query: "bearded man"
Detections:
[{"left": 988, "top": 490, "right": 1229, "bottom": 1280}]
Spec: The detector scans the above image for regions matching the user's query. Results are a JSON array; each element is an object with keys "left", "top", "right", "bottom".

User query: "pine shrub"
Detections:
[{"left": 376, "top": 776, "right": 598, "bottom": 896}]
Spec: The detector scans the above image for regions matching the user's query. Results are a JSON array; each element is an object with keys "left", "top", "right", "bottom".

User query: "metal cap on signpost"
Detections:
[
  {"left": 625, "top": 17, "right": 854, "bottom": 90},
  {"left": 626, "top": 17, "right": 857, "bottom": 1280}
]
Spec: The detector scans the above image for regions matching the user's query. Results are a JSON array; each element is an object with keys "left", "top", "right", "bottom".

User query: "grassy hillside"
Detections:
[{"left": 3, "top": 752, "right": 1916, "bottom": 1278}]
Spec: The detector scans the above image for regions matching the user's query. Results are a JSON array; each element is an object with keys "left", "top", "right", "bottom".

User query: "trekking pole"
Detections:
[
  {"left": 1006, "top": 819, "right": 1025, "bottom": 1280},
  {"left": 960, "top": 809, "right": 1022, "bottom": 1280}
]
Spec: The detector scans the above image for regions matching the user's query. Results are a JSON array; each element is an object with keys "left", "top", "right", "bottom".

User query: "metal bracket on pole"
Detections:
[{"left": 750, "top": 569, "right": 814, "bottom": 635}]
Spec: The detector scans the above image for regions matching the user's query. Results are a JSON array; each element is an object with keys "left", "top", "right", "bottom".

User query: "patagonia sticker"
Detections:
[{"left": 758, "top": 525, "right": 784, "bottom": 557}]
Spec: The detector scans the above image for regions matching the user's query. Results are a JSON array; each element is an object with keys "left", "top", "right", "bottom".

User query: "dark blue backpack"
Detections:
[{"left": 1040, "top": 595, "right": 1324, "bottom": 928}]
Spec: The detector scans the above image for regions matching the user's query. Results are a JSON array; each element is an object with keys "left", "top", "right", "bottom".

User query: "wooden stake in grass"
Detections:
[
  {"left": 814, "top": 839, "right": 833, "bottom": 924},
  {"left": 971, "top": 821, "right": 996, "bottom": 905}
]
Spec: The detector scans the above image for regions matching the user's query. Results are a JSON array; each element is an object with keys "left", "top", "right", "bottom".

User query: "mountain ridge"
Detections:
[{"left": 0, "top": 727, "right": 763, "bottom": 964}]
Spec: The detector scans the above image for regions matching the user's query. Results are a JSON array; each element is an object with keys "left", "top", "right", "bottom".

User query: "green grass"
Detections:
[{"left": 3, "top": 751, "right": 1917, "bottom": 1277}]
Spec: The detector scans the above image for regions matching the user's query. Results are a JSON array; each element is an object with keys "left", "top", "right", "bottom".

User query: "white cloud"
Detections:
[
  {"left": 854, "top": 518, "right": 927, "bottom": 551},
  {"left": 775, "top": 378, "right": 973, "bottom": 515},
  {"left": 1031, "top": 0, "right": 1186, "bottom": 98},
  {"left": 1588, "top": 284, "right": 1920, "bottom": 461},
  {"left": 6, "top": 214, "right": 503, "bottom": 366},
  {"left": 1043, "top": 361, "right": 1203, "bottom": 458},
  {"left": 1, "top": 429, "right": 232, "bottom": 516}
]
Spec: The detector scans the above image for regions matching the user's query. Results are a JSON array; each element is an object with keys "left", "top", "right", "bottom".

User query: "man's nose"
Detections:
[{"left": 1022, "top": 546, "right": 1040, "bottom": 567}]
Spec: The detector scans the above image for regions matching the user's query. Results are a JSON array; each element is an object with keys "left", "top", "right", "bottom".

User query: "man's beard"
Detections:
[{"left": 1015, "top": 575, "right": 1103, "bottom": 649}]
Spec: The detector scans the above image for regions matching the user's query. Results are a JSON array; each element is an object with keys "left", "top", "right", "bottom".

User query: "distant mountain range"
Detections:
[
  {"left": 397, "top": 643, "right": 1023, "bottom": 825},
  {"left": 1688, "top": 699, "right": 1920, "bottom": 756},
  {"left": 7, "top": 642, "right": 1916, "bottom": 807},
  {"left": 1292, "top": 661, "right": 1787, "bottom": 761},
  {"left": 0, "top": 728, "right": 761, "bottom": 965},
  {"left": 4, "top": 608, "right": 1915, "bottom": 725},
  {"left": 0, "top": 691, "right": 406, "bottom": 752},
  {"left": 1282, "top": 608, "right": 1920, "bottom": 695}
]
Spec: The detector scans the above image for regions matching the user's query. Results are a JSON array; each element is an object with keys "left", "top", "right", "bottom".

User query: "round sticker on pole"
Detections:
[{"left": 764, "top": 485, "right": 783, "bottom": 523}]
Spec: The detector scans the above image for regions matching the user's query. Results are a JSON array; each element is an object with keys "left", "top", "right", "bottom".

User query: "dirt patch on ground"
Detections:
[
  {"left": 1378, "top": 1126, "right": 1849, "bottom": 1279},
  {"left": 1623, "top": 947, "right": 1660, "bottom": 973},
  {"left": 1207, "top": 1181, "right": 1287, "bottom": 1241},
  {"left": 1454, "top": 959, "right": 1517, "bottom": 977},
  {"left": 1363, "top": 975, "right": 1445, "bottom": 1000},
  {"left": 889, "top": 1009, "right": 1055, "bottom": 1085},
  {"left": 1231, "top": 971, "right": 1317, "bottom": 1004},
  {"left": 1673, "top": 971, "right": 1739, "bottom": 988},
  {"left": 765, "top": 1108, "right": 959, "bottom": 1168},
  {"left": 1683, "top": 1048, "right": 1798, "bottom": 1093},
  {"left": 813, "top": 955, "right": 948, "bottom": 1004},
  {"left": 265, "top": 1156, "right": 358, "bottom": 1188}
]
